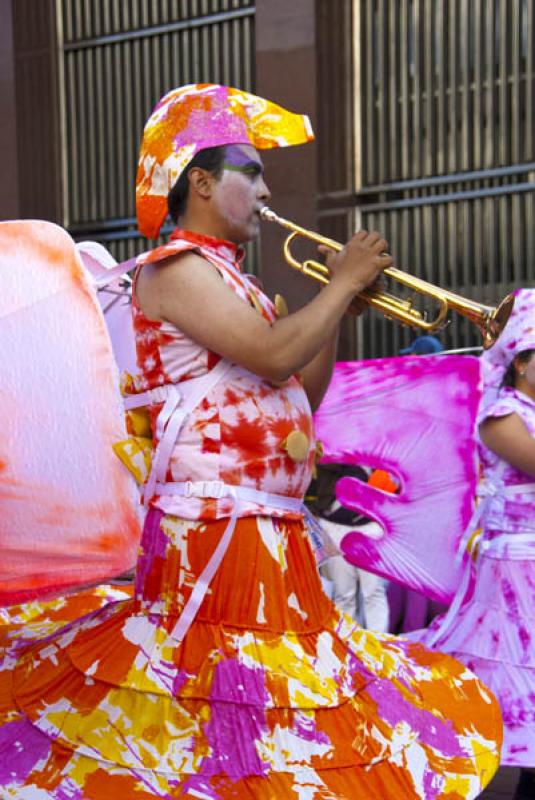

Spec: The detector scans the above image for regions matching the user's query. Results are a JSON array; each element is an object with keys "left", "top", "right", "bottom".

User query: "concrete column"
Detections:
[
  {"left": 255, "top": 0, "right": 318, "bottom": 309},
  {"left": 0, "top": 0, "right": 19, "bottom": 219},
  {"left": 10, "top": 0, "right": 61, "bottom": 223}
]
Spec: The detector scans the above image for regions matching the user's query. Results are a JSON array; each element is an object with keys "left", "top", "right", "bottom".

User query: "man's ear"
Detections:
[{"left": 188, "top": 167, "right": 215, "bottom": 200}]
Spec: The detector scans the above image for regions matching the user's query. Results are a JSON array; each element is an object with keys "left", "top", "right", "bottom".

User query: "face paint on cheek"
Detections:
[
  {"left": 217, "top": 176, "right": 252, "bottom": 222},
  {"left": 210, "top": 179, "right": 260, "bottom": 245}
]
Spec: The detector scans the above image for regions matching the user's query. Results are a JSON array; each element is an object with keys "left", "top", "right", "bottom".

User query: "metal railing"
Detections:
[
  {"left": 58, "top": 0, "right": 255, "bottom": 262},
  {"left": 318, "top": 0, "right": 535, "bottom": 358}
]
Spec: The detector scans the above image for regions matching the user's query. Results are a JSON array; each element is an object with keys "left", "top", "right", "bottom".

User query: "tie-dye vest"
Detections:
[{"left": 132, "top": 228, "right": 316, "bottom": 521}]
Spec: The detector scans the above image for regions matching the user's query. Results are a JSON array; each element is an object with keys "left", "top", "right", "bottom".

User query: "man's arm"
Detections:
[
  {"left": 136, "top": 231, "right": 391, "bottom": 384},
  {"left": 301, "top": 329, "right": 339, "bottom": 411},
  {"left": 300, "top": 287, "right": 373, "bottom": 410}
]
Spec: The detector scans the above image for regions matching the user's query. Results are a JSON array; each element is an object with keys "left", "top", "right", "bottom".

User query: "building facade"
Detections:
[{"left": 1, "top": 0, "right": 534, "bottom": 357}]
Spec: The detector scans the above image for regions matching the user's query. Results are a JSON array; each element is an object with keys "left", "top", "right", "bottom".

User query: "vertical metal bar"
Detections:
[
  {"left": 498, "top": 0, "right": 509, "bottom": 165},
  {"left": 102, "top": 0, "right": 111, "bottom": 35},
  {"left": 436, "top": 201, "right": 447, "bottom": 295},
  {"left": 412, "top": 0, "right": 422, "bottom": 175},
  {"left": 511, "top": 0, "right": 521, "bottom": 164},
  {"left": 353, "top": 0, "right": 364, "bottom": 192},
  {"left": 447, "top": 0, "right": 458, "bottom": 173},
  {"left": 526, "top": 191, "right": 535, "bottom": 282},
  {"left": 447, "top": 192, "right": 457, "bottom": 290},
  {"left": 56, "top": 1, "right": 68, "bottom": 226},
  {"left": 364, "top": 0, "right": 375, "bottom": 185},
  {"left": 461, "top": 198, "right": 471, "bottom": 296},
  {"left": 460, "top": 0, "right": 471, "bottom": 170},
  {"left": 93, "top": 46, "right": 105, "bottom": 220},
  {"left": 424, "top": 0, "right": 434, "bottom": 175},
  {"left": 160, "top": 30, "right": 170, "bottom": 93},
  {"left": 526, "top": 0, "right": 534, "bottom": 161},
  {"left": 123, "top": 39, "right": 135, "bottom": 217},
  {"left": 473, "top": 0, "right": 483, "bottom": 169},
  {"left": 111, "top": 39, "right": 122, "bottom": 219},
  {"left": 413, "top": 201, "right": 422, "bottom": 281},
  {"left": 498, "top": 194, "right": 510, "bottom": 286},
  {"left": 82, "top": 0, "right": 92, "bottom": 40},
  {"left": 400, "top": 0, "right": 410, "bottom": 178},
  {"left": 511, "top": 193, "right": 522, "bottom": 285},
  {"left": 372, "top": 1, "right": 382, "bottom": 182},
  {"left": 436, "top": 0, "right": 446, "bottom": 174},
  {"left": 473, "top": 196, "right": 483, "bottom": 290},
  {"left": 73, "top": 48, "right": 85, "bottom": 223},
  {"left": 63, "top": 0, "right": 73, "bottom": 44},
  {"left": 388, "top": 0, "right": 398, "bottom": 178}
]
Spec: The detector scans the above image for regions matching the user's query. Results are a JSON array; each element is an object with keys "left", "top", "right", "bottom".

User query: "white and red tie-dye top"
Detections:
[{"left": 132, "top": 228, "right": 316, "bottom": 521}]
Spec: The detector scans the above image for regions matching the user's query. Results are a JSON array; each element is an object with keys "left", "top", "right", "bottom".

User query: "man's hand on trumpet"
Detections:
[
  {"left": 346, "top": 280, "right": 385, "bottom": 316},
  {"left": 317, "top": 230, "right": 393, "bottom": 314}
]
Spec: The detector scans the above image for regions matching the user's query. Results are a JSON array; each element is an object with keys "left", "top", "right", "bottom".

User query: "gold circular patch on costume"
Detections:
[
  {"left": 248, "top": 290, "right": 264, "bottom": 315},
  {"left": 282, "top": 430, "right": 310, "bottom": 462},
  {"left": 274, "top": 293, "right": 289, "bottom": 318}
]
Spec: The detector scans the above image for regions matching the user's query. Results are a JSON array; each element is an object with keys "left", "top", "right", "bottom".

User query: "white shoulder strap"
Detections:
[{"left": 142, "top": 360, "right": 234, "bottom": 505}]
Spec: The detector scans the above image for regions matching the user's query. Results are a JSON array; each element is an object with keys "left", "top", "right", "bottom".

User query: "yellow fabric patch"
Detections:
[
  {"left": 126, "top": 408, "right": 152, "bottom": 438},
  {"left": 113, "top": 437, "right": 153, "bottom": 484}
]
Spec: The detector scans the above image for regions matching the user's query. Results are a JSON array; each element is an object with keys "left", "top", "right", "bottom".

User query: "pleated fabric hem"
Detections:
[
  {"left": 418, "top": 598, "right": 535, "bottom": 668},
  {"left": 432, "top": 651, "right": 534, "bottom": 769},
  {"left": 0, "top": 713, "right": 500, "bottom": 800}
]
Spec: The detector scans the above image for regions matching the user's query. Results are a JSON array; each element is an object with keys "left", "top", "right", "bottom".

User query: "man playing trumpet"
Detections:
[{"left": 0, "top": 83, "right": 501, "bottom": 799}]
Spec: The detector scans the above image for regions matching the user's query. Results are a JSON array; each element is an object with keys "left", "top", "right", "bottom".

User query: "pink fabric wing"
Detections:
[
  {"left": 313, "top": 356, "right": 481, "bottom": 604},
  {"left": 0, "top": 221, "right": 141, "bottom": 604}
]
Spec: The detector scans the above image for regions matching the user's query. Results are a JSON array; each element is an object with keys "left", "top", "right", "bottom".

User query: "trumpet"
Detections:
[{"left": 260, "top": 206, "right": 514, "bottom": 350}]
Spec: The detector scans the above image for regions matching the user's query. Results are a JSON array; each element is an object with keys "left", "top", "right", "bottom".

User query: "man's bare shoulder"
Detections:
[
  {"left": 137, "top": 250, "right": 222, "bottom": 299},
  {"left": 144, "top": 250, "right": 219, "bottom": 281}
]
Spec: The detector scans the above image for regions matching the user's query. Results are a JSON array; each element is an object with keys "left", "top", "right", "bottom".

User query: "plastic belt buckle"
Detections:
[{"left": 183, "top": 480, "right": 227, "bottom": 499}]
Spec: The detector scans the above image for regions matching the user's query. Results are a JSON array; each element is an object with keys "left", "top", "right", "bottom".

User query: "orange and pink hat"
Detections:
[{"left": 136, "top": 83, "right": 314, "bottom": 239}]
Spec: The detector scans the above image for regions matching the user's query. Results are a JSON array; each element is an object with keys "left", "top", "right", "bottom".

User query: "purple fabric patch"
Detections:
[
  {"left": 365, "top": 679, "right": 464, "bottom": 757},
  {"left": 293, "top": 711, "right": 329, "bottom": 746},
  {"left": 198, "top": 660, "right": 270, "bottom": 778},
  {"left": 134, "top": 508, "right": 167, "bottom": 598},
  {"left": 422, "top": 766, "right": 443, "bottom": 799},
  {"left": 0, "top": 718, "right": 51, "bottom": 784}
]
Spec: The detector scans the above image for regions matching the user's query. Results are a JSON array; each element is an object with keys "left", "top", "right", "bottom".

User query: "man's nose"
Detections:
[{"left": 258, "top": 178, "right": 271, "bottom": 202}]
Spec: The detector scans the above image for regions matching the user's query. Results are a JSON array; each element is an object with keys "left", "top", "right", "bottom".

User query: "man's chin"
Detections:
[{"left": 232, "top": 224, "right": 259, "bottom": 244}]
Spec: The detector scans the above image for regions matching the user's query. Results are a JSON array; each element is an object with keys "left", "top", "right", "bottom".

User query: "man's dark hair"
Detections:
[
  {"left": 167, "top": 145, "right": 227, "bottom": 223},
  {"left": 502, "top": 348, "right": 535, "bottom": 387}
]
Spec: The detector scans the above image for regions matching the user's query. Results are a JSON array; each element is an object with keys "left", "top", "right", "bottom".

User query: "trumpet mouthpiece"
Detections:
[{"left": 259, "top": 206, "right": 277, "bottom": 223}]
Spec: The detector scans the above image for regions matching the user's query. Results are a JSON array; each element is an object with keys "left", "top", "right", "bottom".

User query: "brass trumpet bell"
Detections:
[{"left": 260, "top": 206, "right": 514, "bottom": 350}]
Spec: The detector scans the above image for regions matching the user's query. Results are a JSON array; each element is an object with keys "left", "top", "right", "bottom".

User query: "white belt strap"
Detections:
[
  {"left": 479, "top": 531, "right": 535, "bottom": 559},
  {"left": 164, "top": 480, "right": 304, "bottom": 644},
  {"left": 156, "top": 480, "right": 304, "bottom": 512}
]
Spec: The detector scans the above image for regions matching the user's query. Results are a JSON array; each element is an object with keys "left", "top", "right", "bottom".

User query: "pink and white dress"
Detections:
[{"left": 416, "top": 385, "right": 535, "bottom": 767}]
